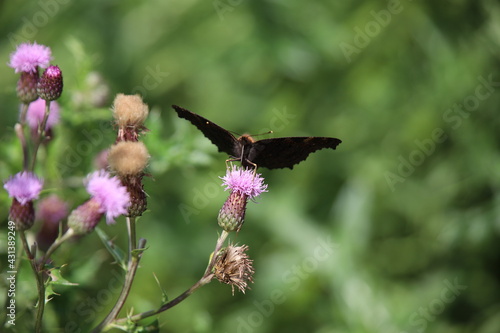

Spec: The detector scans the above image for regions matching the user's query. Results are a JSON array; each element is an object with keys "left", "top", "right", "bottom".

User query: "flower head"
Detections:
[
  {"left": 4, "top": 172, "right": 43, "bottom": 205},
  {"left": 8, "top": 42, "right": 52, "bottom": 73},
  {"left": 221, "top": 166, "right": 267, "bottom": 199},
  {"left": 108, "top": 141, "right": 150, "bottom": 217},
  {"left": 108, "top": 141, "right": 150, "bottom": 176},
  {"left": 4, "top": 172, "right": 43, "bottom": 230},
  {"left": 37, "top": 65, "right": 63, "bottom": 101},
  {"left": 85, "top": 170, "right": 130, "bottom": 223},
  {"left": 213, "top": 244, "right": 255, "bottom": 295},
  {"left": 112, "top": 94, "right": 149, "bottom": 128},
  {"left": 218, "top": 165, "right": 267, "bottom": 232},
  {"left": 112, "top": 94, "right": 149, "bottom": 142},
  {"left": 25, "top": 98, "right": 60, "bottom": 131}
]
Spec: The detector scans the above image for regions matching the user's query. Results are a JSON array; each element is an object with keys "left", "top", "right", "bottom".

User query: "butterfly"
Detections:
[{"left": 172, "top": 105, "right": 342, "bottom": 170}]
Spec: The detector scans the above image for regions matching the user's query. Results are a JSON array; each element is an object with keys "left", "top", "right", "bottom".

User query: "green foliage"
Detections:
[{"left": 1, "top": 0, "right": 499, "bottom": 332}]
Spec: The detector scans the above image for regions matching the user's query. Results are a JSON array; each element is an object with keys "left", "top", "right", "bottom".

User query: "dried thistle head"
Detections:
[
  {"left": 213, "top": 244, "right": 255, "bottom": 295},
  {"left": 112, "top": 94, "right": 149, "bottom": 141}
]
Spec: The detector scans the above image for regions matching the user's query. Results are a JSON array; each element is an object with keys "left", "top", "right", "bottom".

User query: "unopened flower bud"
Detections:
[{"left": 37, "top": 65, "right": 63, "bottom": 101}]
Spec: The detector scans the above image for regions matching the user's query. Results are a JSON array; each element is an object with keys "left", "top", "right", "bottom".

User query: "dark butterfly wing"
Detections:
[
  {"left": 247, "top": 137, "right": 342, "bottom": 169},
  {"left": 172, "top": 105, "right": 240, "bottom": 156}
]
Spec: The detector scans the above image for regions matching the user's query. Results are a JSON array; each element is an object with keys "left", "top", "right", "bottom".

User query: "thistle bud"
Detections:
[
  {"left": 37, "top": 65, "right": 63, "bottom": 101},
  {"left": 17, "top": 71, "right": 39, "bottom": 103}
]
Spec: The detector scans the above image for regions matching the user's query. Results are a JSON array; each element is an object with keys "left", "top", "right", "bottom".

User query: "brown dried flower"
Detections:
[{"left": 213, "top": 244, "right": 254, "bottom": 295}]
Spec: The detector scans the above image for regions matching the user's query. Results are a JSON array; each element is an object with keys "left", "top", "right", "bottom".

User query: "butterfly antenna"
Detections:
[{"left": 250, "top": 130, "right": 273, "bottom": 137}]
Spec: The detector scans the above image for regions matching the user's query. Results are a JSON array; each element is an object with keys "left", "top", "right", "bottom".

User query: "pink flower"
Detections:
[
  {"left": 8, "top": 42, "right": 52, "bottom": 73},
  {"left": 220, "top": 166, "right": 267, "bottom": 199},
  {"left": 4, "top": 172, "right": 43, "bottom": 205},
  {"left": 4, "top": 172, "right": 44, "bottom": 230},
  {"left": 218, "top": 166, "right": 267, "bottom": 232},
  {"left": 85, "top": 170, "right": 130, "bottom": 224},
  {"left": 25, "top": 98, "right": 60, "bottom": 131}
]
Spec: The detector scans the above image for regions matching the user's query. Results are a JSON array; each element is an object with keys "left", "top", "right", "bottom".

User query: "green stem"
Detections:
[
  {"left": 42, "top": 228, "right": 75, "bottom": 262},
  {"left": 15, "top": 123, "right": 29, "bottom": 171},
  {"left": 91, "top": 234, "right": 146, "bottom": 333},
  {"left": 19, "top": 230, "right": 45, "bottom": 333},
  {"left": 30, "top": 100, "right": 51, "bottom": 171},
  {"left": 112, "top": 230, "right": 230, "bottom": 327},
  {"left": 127, "top": 216, "right": 137, "bottom": 258},
  {"left": 113, "top": 273, "right": 214, "bottom": 326}
]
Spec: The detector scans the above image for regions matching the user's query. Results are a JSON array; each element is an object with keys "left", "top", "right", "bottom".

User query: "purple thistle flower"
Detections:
[
  {"left": 4, "top": 172, "right": 43, "bottom": 205},
  {"left": 4, "top": 172, "right": 44, "bottom": 230},
  {"left": 85, "top": 170, "right": 130, "bottom": 224},
  {"left": 220, "top": 166, "right": 267, "bottom": 199},
  {"left": 25, "top": 98, "right": 60, "bottom": 131},
  {"left": 8, "top": 42, "right": 52, "bottom": 73},
  {"left": 218, "top": 166, "right": 267, "bottom": 232}
]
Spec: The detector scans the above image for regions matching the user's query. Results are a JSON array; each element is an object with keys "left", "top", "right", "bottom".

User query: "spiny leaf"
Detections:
[{"left": 96, "top": 226, "right": 127, "bottom": 271}]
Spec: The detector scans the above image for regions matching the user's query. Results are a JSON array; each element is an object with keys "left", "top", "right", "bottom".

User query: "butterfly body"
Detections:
[{"left": 172, "top": 105, "right": 342, "bottom": 169}]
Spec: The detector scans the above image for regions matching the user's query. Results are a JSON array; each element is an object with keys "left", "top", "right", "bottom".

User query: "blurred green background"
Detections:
[{"left": 1, "top": 0, "right": 499, "bottom": 332}]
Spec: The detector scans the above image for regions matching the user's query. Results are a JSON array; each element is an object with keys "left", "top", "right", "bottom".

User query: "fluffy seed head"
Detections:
[
  {"left": 112, "top": 94, "right": 149, "bottom": 128},
  {"left": 108, "top": 141, "right": 149, "bottom": 176}
]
